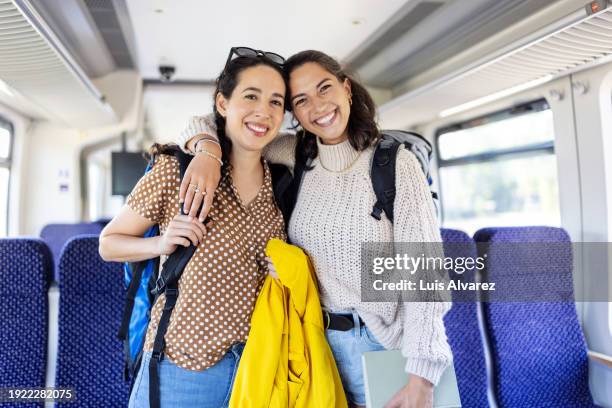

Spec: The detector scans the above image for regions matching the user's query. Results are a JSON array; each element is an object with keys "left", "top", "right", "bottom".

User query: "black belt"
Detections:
[{"left": 323, "top": 311, "right": 364, "bottom": 331}]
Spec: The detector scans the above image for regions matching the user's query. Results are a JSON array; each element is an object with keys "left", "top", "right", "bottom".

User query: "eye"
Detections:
[
  {"left": 320, "top": 84, "right": 332, "bottom": 93},
  {"left": 245, "top": 94, "right": 257, "bottom": 100},
  {"left": 271, "top": 100, "right": 283, "bottom": 107},
  {"left": 294, "top": 98, "right": 306, "bottom": 107}
]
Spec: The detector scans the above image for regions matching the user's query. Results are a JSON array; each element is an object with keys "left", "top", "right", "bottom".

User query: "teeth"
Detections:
[
  {"left": 315, "top": 110, "right": 335, "bottom": 125},
  {"left": 247, "top": 123, "right": 267, "bottom": 133}
]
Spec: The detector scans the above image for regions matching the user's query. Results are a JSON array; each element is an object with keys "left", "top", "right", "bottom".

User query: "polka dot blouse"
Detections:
[{"left": 126, "top": 153, "right": 286, "bottom": 371}]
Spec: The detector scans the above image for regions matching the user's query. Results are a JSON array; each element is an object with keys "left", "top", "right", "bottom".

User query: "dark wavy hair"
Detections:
[
  {"left": 213, "top": 56, "right": 286, "bottom": 172},
  {"left": 284, "top": 50, "right": 381, "bottom": 166},
  {"left": 146, "top": 142, "right": 173, "bottom": 161}
]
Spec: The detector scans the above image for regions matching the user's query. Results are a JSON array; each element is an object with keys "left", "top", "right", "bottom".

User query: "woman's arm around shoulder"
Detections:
[
  {"left": 178, "top": 114, "right": 297, "bottom": 168},
  {"left": 262, "top": 132, "right": 297, "bottom": 171}
]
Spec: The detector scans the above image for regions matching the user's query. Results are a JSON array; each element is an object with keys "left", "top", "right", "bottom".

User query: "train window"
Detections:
[
  {"left": 0, "top": 117, "right": 12, "bottom": 237},
  {"left": 436, "top": 99, "right": 561, "bottom": 235}
]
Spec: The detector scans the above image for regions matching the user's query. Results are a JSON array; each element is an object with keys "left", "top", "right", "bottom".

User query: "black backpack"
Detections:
[
  {"left": 279, "top": 130, "right": 438, "bottom": 225},
  {"left": 117, "top": 146, "right": 291, "bottom": 408}
]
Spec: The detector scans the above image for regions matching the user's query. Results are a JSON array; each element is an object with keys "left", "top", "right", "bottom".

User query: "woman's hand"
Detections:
[
  {"left": 384, "top": 376, "right": 434, "bottom": 408},
  {"left": 265, "top": 256, "right": 279, "bottom": 280},
  {"left": 179, "top": 145, "right": 222, "bottom": 222},
  {"left": 157, "top": 214, "right": 210, "bottom": 255}
]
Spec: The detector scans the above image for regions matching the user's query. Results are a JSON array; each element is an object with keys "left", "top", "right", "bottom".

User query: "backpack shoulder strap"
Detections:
[
  {"left": 280, "top": 154, "right": 309, "bottom": 226},
  {"left": 147, "top": 148, "right": 199, "bottom": 405},
  {"left": 268, "top": 163, "right": 294, "bottom": 224},
  {"left": 370, "top": 138, "right": 402, "bottom": 223},
  {"left": 171, "top": 148, "right": 193, "bottom": 180},
  {"left": 152, "top": 149, "right": 201, "bottom": 296}
]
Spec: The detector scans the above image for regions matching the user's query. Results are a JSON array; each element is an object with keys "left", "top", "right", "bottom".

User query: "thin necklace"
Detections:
[{"left": 318, "top": 150, "right": 363, "bottom": 174}]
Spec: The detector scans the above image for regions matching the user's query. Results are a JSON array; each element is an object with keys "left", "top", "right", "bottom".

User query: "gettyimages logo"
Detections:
[{"left": 371, "top": 253, "right": 486, "bottom": 275}]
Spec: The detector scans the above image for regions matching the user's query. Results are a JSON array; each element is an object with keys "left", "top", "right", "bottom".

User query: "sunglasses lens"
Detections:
[
  {"left": 264, "top": 53, "right": 285, "bottom": 65},
  {"left": 234, "top": 47, "right": 258, "bottom": 58},
  {"left": 228, "top": 47, "right": 285, "bottom": 67}
]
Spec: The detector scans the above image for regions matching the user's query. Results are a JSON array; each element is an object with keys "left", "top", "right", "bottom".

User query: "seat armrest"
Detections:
[{"left": 587, "top": 350, "right": 612, "bottom": 369}]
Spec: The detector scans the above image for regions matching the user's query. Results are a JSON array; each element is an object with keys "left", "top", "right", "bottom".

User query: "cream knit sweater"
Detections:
[{"left": 177, "top": 116, "right": 453, "bottom": 386}]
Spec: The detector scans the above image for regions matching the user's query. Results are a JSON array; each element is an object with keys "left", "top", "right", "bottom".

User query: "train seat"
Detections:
[
  {"left": 40, "top": 223, "right": 105, "bottom": 281},
  {"left": 474, "top": 226, "right": 595, "bottom": 408},
  {"left": 55, "top": 235, "right": 129, "bottom": 407},
  {"left": 0, "top": 238, "right": 53, "bottom": 408}
]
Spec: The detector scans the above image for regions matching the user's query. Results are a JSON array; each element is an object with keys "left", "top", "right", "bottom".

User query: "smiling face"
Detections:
[
  {"left": 216, "top": 64, "right": 286, "bottom": 153},
  {"left": 289, "top": 62, "right": 352, "bottom": 145}
]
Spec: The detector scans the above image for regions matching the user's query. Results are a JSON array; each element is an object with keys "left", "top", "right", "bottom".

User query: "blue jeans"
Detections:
[
  {"left": 325, "top": 311, "right": 385, "bottom": 406},
  {"left": 128, "top": 343, "right": 244, "bottom": 408}
]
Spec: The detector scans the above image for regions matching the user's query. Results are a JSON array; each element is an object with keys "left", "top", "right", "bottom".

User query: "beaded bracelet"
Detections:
[{"left": 194, "top": 137, "right": 220, "bottom": 153}]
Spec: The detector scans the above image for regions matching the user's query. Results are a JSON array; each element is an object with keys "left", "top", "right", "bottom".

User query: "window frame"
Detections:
[
  {"left": 434, "top": 98, "right": 556, "bottom": 224},
  {"left": 0, "top": 116, "right": 14, "bottom": 236}
]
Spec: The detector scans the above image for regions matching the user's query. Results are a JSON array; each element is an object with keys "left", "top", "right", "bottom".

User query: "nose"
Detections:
[
  {"left": 253, "top": 100, "right": 273, "bottom": 119},
  {"left": 312, "top": 95, "right": 328, "bottom": 113}
]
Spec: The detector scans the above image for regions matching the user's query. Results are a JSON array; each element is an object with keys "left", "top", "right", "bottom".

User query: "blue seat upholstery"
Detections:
[
  {"left": 40, "top": 223, "right": 105, "bottom": 281},
  {"left": 441, "top": 228, "right": 490, "bottom": 408},
  {"left": 0, "top": 239, "right": 52, "bottom": 408},
  {"left": 93, "top": 218, "right": 112, "bottom": 228},
  {"left": 55, "top": 235, "right": 129, "bottom": 407},
  {"left": 474, "top": 226, "right": 595, "bottom": 408}
]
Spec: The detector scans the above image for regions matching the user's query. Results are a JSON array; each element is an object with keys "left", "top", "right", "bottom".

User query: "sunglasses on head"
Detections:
[{"left": 224, "top": 47, "right": 285, "bottom": 70}]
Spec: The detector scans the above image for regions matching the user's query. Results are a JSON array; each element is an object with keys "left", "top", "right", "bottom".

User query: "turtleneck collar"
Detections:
[{"left": 316, "top": 137, "right": 360, "bottom": 172}]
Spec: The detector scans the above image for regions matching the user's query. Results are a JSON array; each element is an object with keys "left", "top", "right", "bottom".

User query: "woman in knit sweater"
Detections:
[{"left": 176, "top": 50, "right": 452, "bottom": 408}]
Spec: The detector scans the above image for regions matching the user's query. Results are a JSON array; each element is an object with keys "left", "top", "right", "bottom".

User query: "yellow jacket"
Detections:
[{"left": 229, "top": 239, "right": 348, "bottom": 408}]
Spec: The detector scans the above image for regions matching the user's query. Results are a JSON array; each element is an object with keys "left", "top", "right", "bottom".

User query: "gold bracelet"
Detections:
[
  {"left": 195, "top": 148, "right": 223, "bottom": 166},
  {"left": 200, "top": 138, "right": 220, "bottom": 147}
]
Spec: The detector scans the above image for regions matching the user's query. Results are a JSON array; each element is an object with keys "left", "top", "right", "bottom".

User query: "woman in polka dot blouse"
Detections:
[
  {"left": 99, "top": 51, "right": 288, "bottom": 407},
  {"left": 176, "top": 50, "right": 453, "bottom": 408}
]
